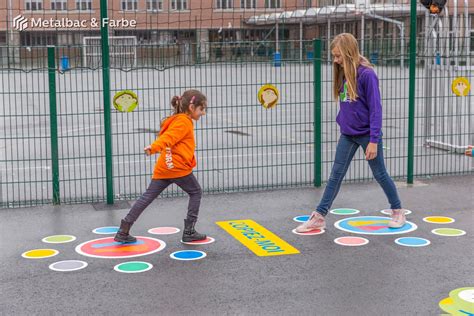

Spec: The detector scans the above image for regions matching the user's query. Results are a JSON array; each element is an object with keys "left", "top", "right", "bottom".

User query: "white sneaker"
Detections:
[
  {"left": 295, "top": 211, "right": 326, "bottom": 232},
  {"left": 388, "top": 209, "right": 406, "bottom": 228}
]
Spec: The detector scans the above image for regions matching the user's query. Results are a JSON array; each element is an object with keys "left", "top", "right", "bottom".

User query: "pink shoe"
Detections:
[
  {"left": 296, "top": 211, "right": 326, "bottom": 232},
  {"left": 388, "top": 209, "right": 406, "bottom": 228}
]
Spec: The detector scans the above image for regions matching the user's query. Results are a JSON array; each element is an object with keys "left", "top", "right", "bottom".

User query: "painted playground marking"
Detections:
[
  {"left": 334, "top": 216, "right": 418, "bottom": 235},
  {"left": 216, "top": 219, "right": 299, "bottom": 256},
  {"left": 148, "top": 227, "right": 180, "bottom": 235},
  {"left": 42, "top": 235, "right": 76, "bottom": 243},
  {"left": 181, "top": 236, "right": 215, "bottom": 245},
  {"left": 170, "top": 250, "right": 207, "bottom": 261},
  {"left": 334, "top": 236, "right": 369, "bottom": 246},
  {"left": 92, "top": 227, "right": 119, "bottom": 234},
  {"left": 291, "top": 228, "right": 325, "bottom": 235},
  {"left": 395, "top": 237, "right": 431, "bottom": 247},
  {"left": 75, "top": 236, "right": 166, "bottom": 259},
  {"left": 330, "top": 208, "right": 360, "bottom": 215},
  {"left": 423, "top": 216, "right": 455, "bottom": 224},
  {"left": 49, "top": 260, "right": 88, "bottom": 272},
  {"left": 22, "top": 249, "right": 59, "bottom": 259},
  {"left": 114, "top": 261, "right": 153, "bottom": 273},
  {"left": 439, "top": 287, "right": 474, "bottom": 315},
  {"left": 293, "top": 215, "right": 310, "bottom": 223},
  {"left": 431, "top": 228, "right": 466, "bottom": 237}
]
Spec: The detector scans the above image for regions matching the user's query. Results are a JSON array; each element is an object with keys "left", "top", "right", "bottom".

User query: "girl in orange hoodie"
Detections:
[{"left": 115, "top": 89, "right": 207, "bottom": 243}]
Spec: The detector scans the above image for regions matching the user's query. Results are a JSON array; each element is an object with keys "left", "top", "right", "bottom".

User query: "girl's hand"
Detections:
[
  {"left": 144, "top": 145, "right": 152, "bottom": 156},
  {"left": 366, "top": 142, "right": 378, "bottom": 160}
]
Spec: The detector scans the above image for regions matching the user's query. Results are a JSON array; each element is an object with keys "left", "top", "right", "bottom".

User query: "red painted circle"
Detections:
[{"left": 75, "top": 236, "right": 165, "bottom": 259}]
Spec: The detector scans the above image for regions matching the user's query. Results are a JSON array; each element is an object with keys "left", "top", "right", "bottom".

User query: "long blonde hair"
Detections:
[{"left": 331, "top": 33, "right": 373, "bottom": 101}]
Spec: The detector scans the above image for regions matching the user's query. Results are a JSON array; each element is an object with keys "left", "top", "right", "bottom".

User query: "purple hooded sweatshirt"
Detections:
[{"left": 336, "top": 66, "right": 382, "bottom": 143}]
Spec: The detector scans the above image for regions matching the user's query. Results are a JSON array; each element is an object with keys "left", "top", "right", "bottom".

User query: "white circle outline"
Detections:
[
  {"left": 113, "top": 261, "right": 153, "bottom": 273},
  {"left": 291, "top": 228, "right": 325, "bottom": 236},
  {"left": 431, "top": 228, "right": 466, "bottom": 237},
  {"left": 22, "top": 249, "right": 59, "bottom": 259},
  {"left": 380, "top": 209, "right": 412, "bottom": 215},
  {"left": 75, "top": 236, "right": 166, "bottom": 259},
  {"left": 148, "top": 227, "right": 181, "bottom": 235},
  {"left": 170, "top": 250, "right": 207, "bottom": 261},
  {"left": 180, "top": 236, "right": 215, "bottom": 245},
  {"left": 422, "top": 216, "right": 455, "bottom": 224},
  {"left": 92, "top": 226, "right": 119, "bottom": 235},
  {"left": 293, "top": 215, "right": 310, "bottom": 223},
  {"left": 49, "top": 260, "right": 88, "bottom": 272},
  {"left": 458, "top": 289, "right": 474, "bottom": 304},
  {"left": 394, "top": 237, "right": 431, "bottom": 247},
  {"left": 330, "top": 208, "right": 360, "bottom": 215},
  {"left": 334, "top": 216, "right": 418, "bottom": 235},
  {"left": 334, "top": 236, "right": 369, "bottom": 246},
  {"left": 42, "top": 235, "right": 77, "bottom": 244}
]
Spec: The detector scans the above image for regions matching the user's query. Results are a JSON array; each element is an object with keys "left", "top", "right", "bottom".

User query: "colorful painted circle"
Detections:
[
  {"left": 92, "top": 226, "right": 119, "bottom": 234},
  {"left": 181, "top": 236, "right": 215, "bottom": 245},
  {"left": 292, "top": 228, "right": 325, "bottom": 236},
  {"left": 257, "top": 84, "right": 279, "bottom": 109},
  {"left": 334, "top": 216, "right": 417, "bottom": 235},
  {"left": 330, "top": 208, "right": 360, "bottom": 215},
  {"left": 380, "top": 209, "right": 412, "bottom": 215},
  {"left": 75, "top": 236, "right": 166, "bottom": 259},
  {"left": 22, "top": 249, "right": 59, "bottom": 259},
  {"left": 170, "top": 250, "right": 206, "bottom": 261},
  {"left": 114, "top": 261, "right": 153, "bottom": 273},
  {"left": 42, "top": 235, "right": 76, "bottom": 244},
  {"left": 334, "top": 236, "right": 369, "bottom": 246},
  {"left": 49, "top": 260, "right": 88, "bottom": 272},
  {"left": 148, "top": 227, "right": 180, "bottom": 235},
  {"left": 423, "top": 216, "right": 455, "bottom": 224},
  {"left": 113, "top": 90, "right": 139, "bottom": 112},
  {"left": 394, "top": 237, "right": 431, "bottom": 247},
  {"left": 293, "top": 215, "right": 310, "bottom": 223},
  {"left": 431, "top": 228, "right": 466, "bottom": 237}
]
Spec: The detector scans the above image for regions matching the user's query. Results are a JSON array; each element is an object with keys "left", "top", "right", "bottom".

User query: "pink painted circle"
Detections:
[
  {"left": 148, "top": 227, "right": 180, "bottom": 235},
  {"left": 292, "top": 228, "right": 325, "bottom": 235},
  {"left": 334, "top": 236, "right": 369, "bottom": 246}
]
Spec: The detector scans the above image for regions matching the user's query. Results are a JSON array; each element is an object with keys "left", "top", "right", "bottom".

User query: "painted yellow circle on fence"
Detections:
[
  {"left": 423, "top": 216, "right": 455, "bottom": 224},
  {"left": 258, "top": 84, "right": 279, "bottom": 109},
  {"left": 22, "top": 249, "right": 59, "bottom": 259},
  {"left": 113, "top": 90, "right": 139, "bottom": 112},
  {"left": 451, "top": 77, "right": 470, "bottom": 96}
]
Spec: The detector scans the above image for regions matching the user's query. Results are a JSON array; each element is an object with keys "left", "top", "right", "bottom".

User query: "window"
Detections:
[
  {"left": 76, "top": 0, "right": 92, "bottom": 10},
  {"left": 21, "top": 32, "right": 57, "bottom": 46},
  {"left": 25, "top": 0, "right": 43, "bottom": 11},
  {"left": 240, "top": 0, "right": 255, "bottom": 9},
  {"left": 147, "top": 0, "right": 163, "bottom": 10},
  {"left": 217, "top": 0, "right": 233, "bottom": 9},
  {"left": 265, "top": 0, "right": 281, "bottom": 9},
  {"left": 171, "top": 0, "right": 187, "bottom": 10},
  {"left": 51, "top": 0, "right": 67, "bottom": 10},
  {"left": 121, "top": 0, "right": 138, "bottom": 11}
]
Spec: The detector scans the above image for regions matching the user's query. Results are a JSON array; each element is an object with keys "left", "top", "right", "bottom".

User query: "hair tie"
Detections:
[
  {"left": 177, "top": 96, "right": 182, "bottom": 101},
  {"left": 190, "top": 96, "right": 196, "bottom": 104}
]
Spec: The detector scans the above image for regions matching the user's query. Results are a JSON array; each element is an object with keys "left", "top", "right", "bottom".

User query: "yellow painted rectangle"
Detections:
[{"left": 216, "top": 219, "right": 300, "bottom": 256}]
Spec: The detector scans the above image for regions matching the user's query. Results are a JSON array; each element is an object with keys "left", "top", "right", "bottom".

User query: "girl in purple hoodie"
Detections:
[{"left": 296, "top": 33, "right": 406, "bottom": 232}]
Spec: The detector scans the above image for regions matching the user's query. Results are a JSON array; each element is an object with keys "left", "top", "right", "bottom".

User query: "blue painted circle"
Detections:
[
  {"left": 293, "top": 215, "right": 310, "bottom": 223},
  {"left": 395, "top": 237, "right": 430, "bottom": 247},
  {"left": 334, "top": 216, "right": 418, "bottom": 235},
  {"left": 170, "top": 250, "right": 206, "bottom": 261},
  {"left": 93, "top": 227, "right": 119, "bottom": 234}
]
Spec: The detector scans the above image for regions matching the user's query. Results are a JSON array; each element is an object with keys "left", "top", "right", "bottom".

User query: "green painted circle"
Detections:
[
  {"left": 330, "top": 208, "right": 360, "bottom": 215},
  {"left": 42, "top": 235, "right": 76, "bottom": 243},
  {"left": 114, "top": 261, "right": 152, "bottom": 273},
  {"left": 431, "top": 228, "right": 466, "bottom": 237}
]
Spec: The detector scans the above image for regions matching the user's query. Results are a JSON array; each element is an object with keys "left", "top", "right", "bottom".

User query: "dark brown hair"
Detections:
[{"left": 170, "top": 89, "right": 207, "bottom": 115}]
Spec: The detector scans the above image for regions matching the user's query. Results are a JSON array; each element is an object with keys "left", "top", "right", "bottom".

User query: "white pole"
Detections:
[
  {"left": 361, "top": 13, "right": 365, "bottom": 55},
  {"left": 453, "top": 0, "right": 458, "bottom": 66}
]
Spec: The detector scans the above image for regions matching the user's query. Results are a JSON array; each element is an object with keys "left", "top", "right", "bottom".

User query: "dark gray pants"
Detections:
[{"left": 124, "top": 173, "right": 202, "bottom": 223}]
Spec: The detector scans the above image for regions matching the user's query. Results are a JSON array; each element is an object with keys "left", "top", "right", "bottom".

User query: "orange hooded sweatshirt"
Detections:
[{"left": 149, "top": 114, "right": 196, "bottom": 179}]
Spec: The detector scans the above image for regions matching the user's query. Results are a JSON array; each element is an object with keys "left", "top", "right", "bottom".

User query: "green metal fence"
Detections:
[{"left": 0, "top": 34, "right": 472, "bottom": 208}]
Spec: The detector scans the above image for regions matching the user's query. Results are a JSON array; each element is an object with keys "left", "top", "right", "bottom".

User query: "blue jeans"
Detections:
[{"left": 316, "top": 134, "right": 402, "bottom": 216}]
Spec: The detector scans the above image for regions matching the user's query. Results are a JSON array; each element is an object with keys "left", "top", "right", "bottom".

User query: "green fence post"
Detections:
[
  {"left": 313, "top": 39, "right": 322, "bottom": 187},
  {"left": 100, "top": 0, "right": 114, "bottom": 204},
  {"left": 47, "top": 46, "right": 60, "bottom": 204},
  {"left": 407, "top": 0, "right": 417, "bottom": 184}
]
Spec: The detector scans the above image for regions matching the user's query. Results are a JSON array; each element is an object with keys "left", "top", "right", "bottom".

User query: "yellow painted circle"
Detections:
[
  {"left": 258, "top": 84, "right": 279, "bottom": 109},
  {"left": 22, "top": 249, "right": 59, "bottom": 259},
  {"left": 113, "top": 90, "right": 139, "bottom": 112},
  {"left": 423, "top": 216, "right": 455, "bottom": 224},
  {"left": 451, "top": 77, "right": 470, "bottom": 96}
]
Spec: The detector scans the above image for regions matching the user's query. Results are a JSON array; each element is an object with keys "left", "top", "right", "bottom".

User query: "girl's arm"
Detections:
[
  {"left": 148, "top": 119, "right": 191, "bottom": 154},
  {"left": 363, "top": 70, "right": 383, "bottom": 144}
]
